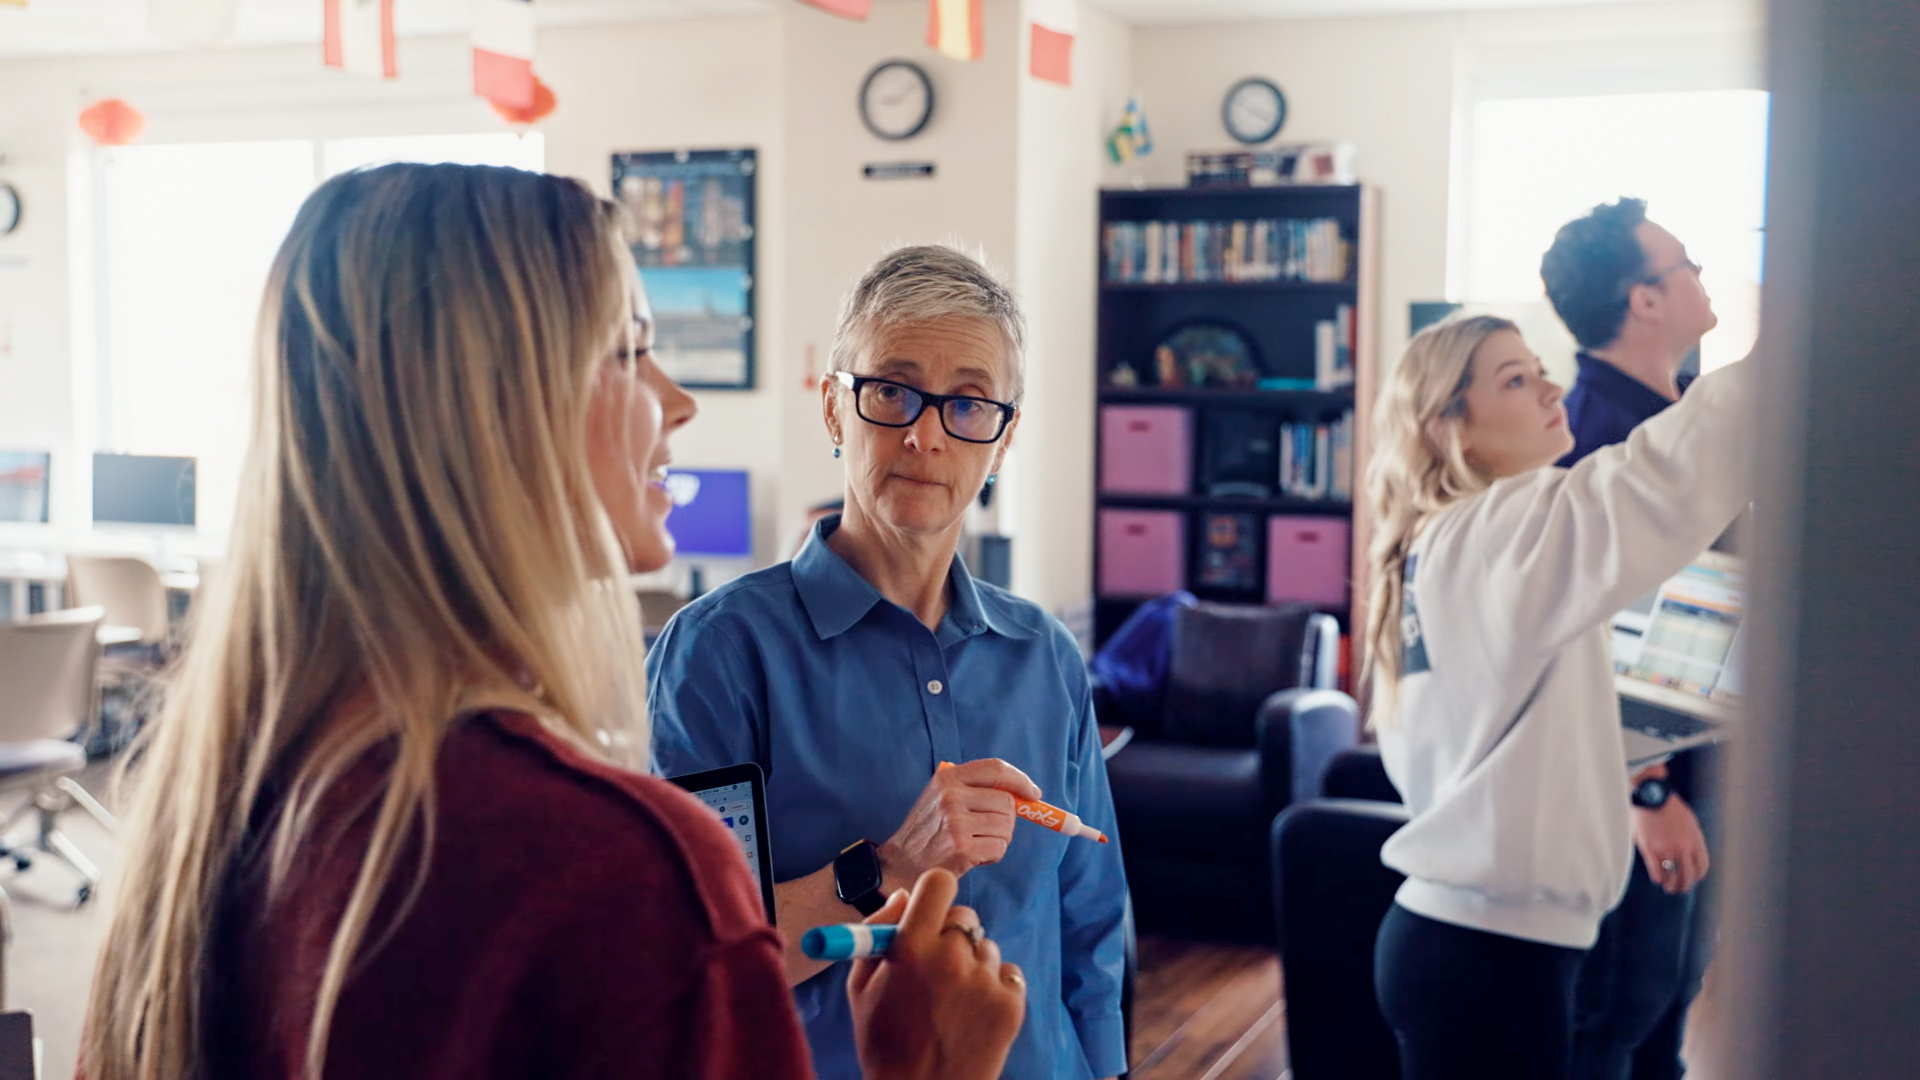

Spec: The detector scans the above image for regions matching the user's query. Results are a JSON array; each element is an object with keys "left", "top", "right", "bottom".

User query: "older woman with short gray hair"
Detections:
[{"left": 650, "top": 245, "right": 1129, "bottom": 1080}]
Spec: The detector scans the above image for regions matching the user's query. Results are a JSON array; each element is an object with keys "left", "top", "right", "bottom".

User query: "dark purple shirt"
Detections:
[{"left": 1555, "top": 352, "right": 1694, "bottom": 469}]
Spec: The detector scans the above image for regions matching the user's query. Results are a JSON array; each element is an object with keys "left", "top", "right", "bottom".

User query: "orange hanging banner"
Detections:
[
  {"left": 927, "top": 0, "right": 983, "bottom": 61},
  {"left": 1028, "top": 0, "right": 1075, "bottom": 86}
]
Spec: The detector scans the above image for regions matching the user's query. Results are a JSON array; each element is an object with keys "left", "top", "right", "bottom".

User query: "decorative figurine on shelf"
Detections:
[
  {"left": 1156, "top": 322, "right": 1259, "bottom": 389},
  {"left": 1155, "top": 344, "right": 1183, "bottom": 388},
  {"left": 1110, "top": 361, "right": 1140, "bottom": 388}
]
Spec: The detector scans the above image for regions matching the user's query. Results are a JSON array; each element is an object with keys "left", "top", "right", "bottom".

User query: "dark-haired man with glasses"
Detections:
[
  {"left": 649, "top": 244, "right": 1129, "bottom": 1080},
  {"left": 1542, "top": 199, "right": 1723, "bottom": 1080}
]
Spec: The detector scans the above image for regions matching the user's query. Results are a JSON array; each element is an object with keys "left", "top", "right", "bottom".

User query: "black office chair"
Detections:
[{"left": 1271, "top": 798, "right": 1409, "bottom": 1080}]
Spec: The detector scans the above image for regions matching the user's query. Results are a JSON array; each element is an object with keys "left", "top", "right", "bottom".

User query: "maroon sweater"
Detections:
[{"left": 195, "top": 711, "right": 814, "bottom": 1080}]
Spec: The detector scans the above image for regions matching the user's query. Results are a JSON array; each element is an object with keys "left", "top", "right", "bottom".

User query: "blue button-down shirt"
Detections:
[{"left": 648, "top": 517, "right": 1129, "bottom": 1080}]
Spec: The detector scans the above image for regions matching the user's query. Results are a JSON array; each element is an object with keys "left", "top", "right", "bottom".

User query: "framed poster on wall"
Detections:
[{"left": 612, "top": 148, "right": 757, "bottom": 390}]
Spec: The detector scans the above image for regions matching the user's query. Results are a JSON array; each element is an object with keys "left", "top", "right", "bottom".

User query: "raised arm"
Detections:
[{"left": 1437, "top": 356, "right": 1760, "bottom": 656}]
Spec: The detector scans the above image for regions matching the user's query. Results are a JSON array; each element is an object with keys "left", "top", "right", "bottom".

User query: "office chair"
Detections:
[
  {"left": 0, "top": 607, "right": 114, "bottom": 907},
  {"left": 64, "top": 555, "right": 170, "bottom": 646}
]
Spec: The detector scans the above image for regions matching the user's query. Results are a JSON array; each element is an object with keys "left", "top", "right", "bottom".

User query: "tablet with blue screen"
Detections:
[{"left": 669, "top": 762, "right": 776, "bottom": 924}]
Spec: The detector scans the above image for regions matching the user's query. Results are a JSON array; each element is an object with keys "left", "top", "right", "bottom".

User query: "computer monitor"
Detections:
[
  {"left": 663, "top": 468, "right": 751, "bottom": 558},
  {"left": 1611, "top": 550, "right": 1746, "bottom": 720},
  {"left": 93, "top": 453, "right": 196, "bottom": 528},
  {"left": 0, "top": 452, "right": 50, "bottom": 524}
]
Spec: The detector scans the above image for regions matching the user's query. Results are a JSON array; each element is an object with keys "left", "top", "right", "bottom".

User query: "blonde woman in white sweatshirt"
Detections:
[{"left": 1362, "top": 315, "right": 1755, "bottom": 1078}]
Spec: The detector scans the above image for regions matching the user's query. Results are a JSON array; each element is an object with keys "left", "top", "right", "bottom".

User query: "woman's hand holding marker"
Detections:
[
  {"left": 877, "top": 758, "right": 1044, "bottom": 884},
  {"left": 847, "top": 868, "right": 1026, "bottom": 1080},
  {"left": 938, "top": 761, "right": 1108, "bottom": 844}
]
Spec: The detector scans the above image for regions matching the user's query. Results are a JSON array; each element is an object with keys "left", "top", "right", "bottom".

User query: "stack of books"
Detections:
[
  {"left": 1103, "top": 218, "right": 1350, "bottom": 285},
  {"left": 1277, "top": 412, "right": 1355, "bottom": 503}
]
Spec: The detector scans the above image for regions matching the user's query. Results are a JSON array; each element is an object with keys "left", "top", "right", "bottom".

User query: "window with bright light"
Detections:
[
  {"left": 94, "top": 132, "right": 546, "bottom": 544},
  {"left": 1454, "top": 91, "right": 1769, "bottom": 374}
]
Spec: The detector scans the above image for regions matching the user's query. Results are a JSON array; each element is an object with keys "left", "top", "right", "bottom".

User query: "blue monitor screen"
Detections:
[
  {"left": 0, "top": 452, "right": 51, "bottom": 524},
  {"left": 663, "top": 468, "right": 751, "bottom": 558},
  {"left": 93, "top": 453, "right": 196, "bottom": 527}
]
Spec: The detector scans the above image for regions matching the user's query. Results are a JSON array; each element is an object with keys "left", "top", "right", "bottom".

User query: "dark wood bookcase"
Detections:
[{"left": 1091, "top": 184, "right": 1381, "bottom": 663}]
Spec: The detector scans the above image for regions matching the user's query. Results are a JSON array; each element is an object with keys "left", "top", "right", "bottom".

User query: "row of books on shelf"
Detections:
[
  {"left": 1314, "top": 303, "right": 1357, "bottom": 389},
  {"left": 1279, "top": 414, "right": 1355, "bottom": 503},
  {"left": 1102, "top": 217, "right": 1350, "bottom": 285}
]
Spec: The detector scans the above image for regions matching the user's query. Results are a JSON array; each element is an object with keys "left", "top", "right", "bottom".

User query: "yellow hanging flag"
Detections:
[
  {"left": 0, "top": 0, "right": 27, "bottom": 8},
  {"left": 928, "top": 0, "right": 983, "bottom": 61}
]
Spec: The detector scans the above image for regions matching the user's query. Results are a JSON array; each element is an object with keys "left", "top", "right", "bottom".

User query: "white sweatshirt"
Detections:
[{"left": 1377, "top": 359, "right": 1758, "bottom": 949}]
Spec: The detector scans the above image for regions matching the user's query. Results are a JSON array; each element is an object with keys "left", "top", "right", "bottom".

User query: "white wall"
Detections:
[
  {"left": 774, "top": 0, "right": 1024, "bottom": 561},
  {"left": 1008, "top": 1, "right": 1131, "bottom": 613},
  {"left": 1124, "top": 0, "right": 1763, "bottom": 377}
]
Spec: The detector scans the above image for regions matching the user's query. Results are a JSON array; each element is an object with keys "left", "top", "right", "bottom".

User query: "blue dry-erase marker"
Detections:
[{"left": 802, "top": 923, "right": 897, "bottom": 961}]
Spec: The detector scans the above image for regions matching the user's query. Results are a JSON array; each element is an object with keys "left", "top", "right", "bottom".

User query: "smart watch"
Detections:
[
  {"left": 1631, "top": 776, "right": 1673, "bottom": 810},
  {"left": 833, "top": 838, "right": 886, "bottom": 916}
]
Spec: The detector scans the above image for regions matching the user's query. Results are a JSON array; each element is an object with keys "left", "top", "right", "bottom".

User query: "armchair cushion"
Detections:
[
  {"left": 1320, "top": 746, "right": 1401, "bottom": 803},
  {"left": 1161, "top": 602, "right": 1313, "bottom": 746}
]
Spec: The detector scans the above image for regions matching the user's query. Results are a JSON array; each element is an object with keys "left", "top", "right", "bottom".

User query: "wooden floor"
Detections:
[
  {"left": 1126, "top": 933, "right": 1729, "bottom": 1080},
  {"left": 1128, "top": 935, "right": 1289, "bottom": 1080}
]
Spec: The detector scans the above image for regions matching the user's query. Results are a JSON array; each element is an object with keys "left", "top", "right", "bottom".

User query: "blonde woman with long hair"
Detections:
[
  {"left": 79, "top": 164, "right": 1024, "bottom": 1080},
  {"left": 1360, "top": 315, "right": 1757, "bottom": 1078}
]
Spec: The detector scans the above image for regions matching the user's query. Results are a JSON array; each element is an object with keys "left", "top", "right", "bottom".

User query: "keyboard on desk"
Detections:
[{"left": 1622, "top": 699, "right": 1718, "bottom": 742}]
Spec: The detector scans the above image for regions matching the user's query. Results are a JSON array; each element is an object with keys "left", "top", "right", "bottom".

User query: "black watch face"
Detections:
[
  {"left": 835, "top": 841, "right": 883, "bottom": 902},
  {"left": 1635, "top": 779, "right": 1670, "bottom": 808}
]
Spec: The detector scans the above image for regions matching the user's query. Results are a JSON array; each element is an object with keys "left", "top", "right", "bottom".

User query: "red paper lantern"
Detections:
[
  {"left": 490, "top": 77, "right": 557, "bottom": 127},
  {"left": 78, "top": 99, "right": 147, "bottom": 146}
]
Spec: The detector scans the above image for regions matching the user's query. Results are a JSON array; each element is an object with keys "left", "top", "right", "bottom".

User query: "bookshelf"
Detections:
[{"left": 1091, "top": 184, "right": 1381, "bottom": 666}]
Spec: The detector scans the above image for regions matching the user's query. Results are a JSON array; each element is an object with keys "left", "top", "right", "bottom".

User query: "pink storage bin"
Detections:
[
  {"left": 1099, "top": 510, "right": 1186, "bottom": 597},
  {"left": 1267, "top": 516, "right": 1351, "bottom": 607},
  {"left": 1100, "top": 406, "right": 1192, "bottom": 495}
]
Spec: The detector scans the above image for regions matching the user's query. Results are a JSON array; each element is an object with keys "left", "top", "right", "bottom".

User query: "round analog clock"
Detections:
[
  {"left": 859, "top": 60, "right": 935, "bottom": 142},
  {"left": 1222, "top": 77, "right": 1288, "bottom": 145},
  {"left": 0, "top": 183, "right": 20, "bottom": 236}
]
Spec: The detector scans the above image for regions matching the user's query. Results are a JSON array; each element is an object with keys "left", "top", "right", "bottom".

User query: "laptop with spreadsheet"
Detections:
[{"left": 1610, "top": 550, "right": 1747, "bottom": 766}]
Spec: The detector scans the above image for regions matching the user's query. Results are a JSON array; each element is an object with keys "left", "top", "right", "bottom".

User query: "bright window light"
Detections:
[
  {"left": 94, "top": 133, "right": 548, "bottom": 545},
  {"left": 1457, "top": 91, "right": 1769, "bottom": 373}
]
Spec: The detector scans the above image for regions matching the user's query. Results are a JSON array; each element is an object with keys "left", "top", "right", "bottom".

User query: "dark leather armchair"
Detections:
[
  {"left": 1271, "top": 798, "right": 1409, "bottom": 1080},
  {"left": 1099, "top": 602, "right": 1359, "bottom": 940}
]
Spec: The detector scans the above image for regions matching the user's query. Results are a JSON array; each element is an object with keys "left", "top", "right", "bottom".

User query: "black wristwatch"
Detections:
[
  {"left": 1631, "top": 776, "right": 1673, "bottom": 810},
  {"left": 833, "top": 839, "right": 886, "bottom": 916}
]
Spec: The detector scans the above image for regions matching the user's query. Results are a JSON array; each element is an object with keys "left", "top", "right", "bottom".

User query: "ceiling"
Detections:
[{"left": 0, "top": 0, "right": 1647, "bottom": 58}]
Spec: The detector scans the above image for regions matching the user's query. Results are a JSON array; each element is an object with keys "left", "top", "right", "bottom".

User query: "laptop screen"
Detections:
[{"left": 1611, "top": 551, "right": 1746, "bottom": 713}]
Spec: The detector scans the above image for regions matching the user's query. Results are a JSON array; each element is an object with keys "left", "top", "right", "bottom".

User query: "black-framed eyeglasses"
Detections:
[
  {"left": 1642, "top": 258, "right": 1704, "bottom": 286},
  {"left": 832, "top": 371, "right": 1017, "bottom": 444}
]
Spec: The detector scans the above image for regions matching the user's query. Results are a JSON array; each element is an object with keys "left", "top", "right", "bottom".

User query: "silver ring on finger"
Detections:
[
  {"left": 1660, "top": 859, "right": 1678, "bottom": 874},
  {"left": 944, "top": 922, "right": 985, "bottom": 950}
]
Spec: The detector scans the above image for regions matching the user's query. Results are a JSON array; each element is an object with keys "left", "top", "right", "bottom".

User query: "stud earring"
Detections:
[{"left": 986, "top": 473, "right": 998, "bottom": 486}]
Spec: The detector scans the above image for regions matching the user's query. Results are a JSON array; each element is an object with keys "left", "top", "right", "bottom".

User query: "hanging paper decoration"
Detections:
[
  {"left": 474, "top": 0, "right": 536, "bottom": 109},
  {"left": 490, "top": 76, "right": 557, "bottom": 126},
  {"left": 324, "top": 0, "right": 397, "bottom": 79},
  {"left": 1028, "top": 0, "right": 1075, "bottom": 87},
  {"left": 1106, "top": 97, "right": 1153, "bottom": 164},
  {"left": 927, "top": 0, "right": 983, "bottom": 61},
  {"left": 78, "top": 99, "right": 147, "bottom": 146},
  {"left": 0, "top": 0, "right": 28, "bottom": 8},
  {"left": 796, "top": 0, "right": 872, "bottom": 17}
]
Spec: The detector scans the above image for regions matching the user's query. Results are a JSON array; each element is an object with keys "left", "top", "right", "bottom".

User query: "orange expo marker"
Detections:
[{"left": 937, "top": 761, "right": 1109, "bottom": 844}]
